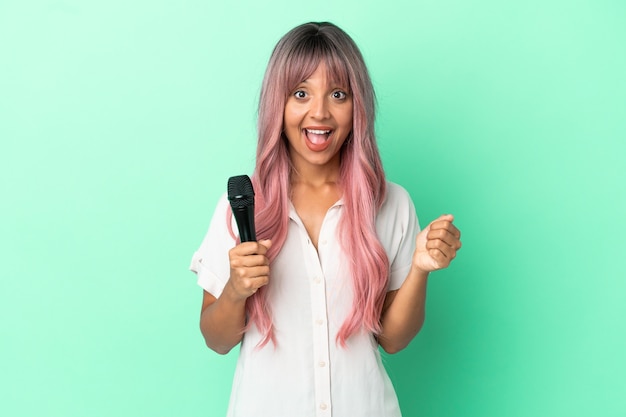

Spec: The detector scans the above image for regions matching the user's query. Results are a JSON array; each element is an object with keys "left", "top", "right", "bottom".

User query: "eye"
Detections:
[
  {"left": 293, "top": 90, "right": 307, "bottom": 99},
  {"left": 332, "top": 90, "right": 347, "bottom": 100}
]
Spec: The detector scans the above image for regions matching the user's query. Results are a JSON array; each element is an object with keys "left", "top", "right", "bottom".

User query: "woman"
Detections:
[{"left": 190, "top": 21, "right": 462, "bottom": 417}]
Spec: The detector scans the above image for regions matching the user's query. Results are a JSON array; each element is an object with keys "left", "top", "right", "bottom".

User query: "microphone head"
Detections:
[{"left": 227, "top": 175, "right": 255, "bottom": 209}]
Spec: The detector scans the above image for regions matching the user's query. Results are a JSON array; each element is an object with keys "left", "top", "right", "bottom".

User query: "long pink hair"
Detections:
[{"left": 246, "top": 22, "right": 389, "bottom": 347}]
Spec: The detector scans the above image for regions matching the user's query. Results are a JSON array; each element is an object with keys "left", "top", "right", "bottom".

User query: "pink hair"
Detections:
[{"left": 243, "top": 22, "right": 389, "bottom": 347}]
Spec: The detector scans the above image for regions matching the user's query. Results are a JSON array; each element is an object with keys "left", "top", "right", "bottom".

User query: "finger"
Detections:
[
  {"left": 427, "top": 248, "right": 451, "bottom": 267},
  {"left": 248, "top": 275, "right": 270, "bottom": 291},
  {"left": 232, "top": 254, "right": 270, "bottom": 268},
  {"left": 235, "top": 275, "right": 270, "bottom": 295},
  {"left": 426, "top": 238, "right": 457, "bottom": 260},
  {"left": 231, "top": 264, "right": 270, "bottom": 280},
  {"left": 427, "top": 228, "right": 462, "bottom": 250},
  {"left": 428, "top": 216, "right": 456, "bottom": 229},
  {"left": 230, "top": 240, "right": 271, "bottom": 257},
  {"left": 243, "top": 265, "right": 271, "bottom": 280},
  {"left": 429, "top": 219, "right": 461, "bottom": 240},
  {"left": 244, "top": 239, "right": 272, "bottom": 254},
  {"left": 435, "top": 213, "right": 454, "bottom": 222}
]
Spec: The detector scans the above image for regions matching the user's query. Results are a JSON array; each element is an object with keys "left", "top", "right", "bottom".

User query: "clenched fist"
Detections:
[
  {"left": 226, "top": 239, "right": 273, "bottom": 301},
  {"left": 413, "top": 215, "right": 462, "bottom": 273}
]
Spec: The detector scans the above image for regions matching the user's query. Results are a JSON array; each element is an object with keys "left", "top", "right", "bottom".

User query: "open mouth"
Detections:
[{"left": 304, "top": 128, "right": 332, "bottom": 145}]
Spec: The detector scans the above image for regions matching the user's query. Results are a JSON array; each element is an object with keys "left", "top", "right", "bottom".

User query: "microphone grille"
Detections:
[{"left": 227, "top": 175, "right": 255, "bottom": 209}]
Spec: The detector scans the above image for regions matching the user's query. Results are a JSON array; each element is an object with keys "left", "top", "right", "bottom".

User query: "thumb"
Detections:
[
  {"left": 259, "top": 239, "right": 273, "bottom": 250},
  {"left": 434, "top": 213, "right": 454, "bottom": 223}
]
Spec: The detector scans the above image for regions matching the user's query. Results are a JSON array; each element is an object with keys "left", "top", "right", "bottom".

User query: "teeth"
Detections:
[{"left": 306, "top": 129, "right": 331, "bottom": 135}]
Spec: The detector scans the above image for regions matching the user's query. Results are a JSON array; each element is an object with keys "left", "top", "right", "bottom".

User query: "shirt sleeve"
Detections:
[
  {"left": 189, "top": 193, "right": 237, "bottom": 298},
  {"left": 376, "top": 183, "right": 421, "bottom": 292}
]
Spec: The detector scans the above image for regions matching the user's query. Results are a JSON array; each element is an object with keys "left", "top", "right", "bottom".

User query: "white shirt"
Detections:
[{"left": 190, "top": 182, "right": 420, "bottom": 417}]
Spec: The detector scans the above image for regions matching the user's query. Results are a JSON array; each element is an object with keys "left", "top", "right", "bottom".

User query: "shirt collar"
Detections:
[{"left": 288, "top": 198, "right": 344, "bottom": 221}]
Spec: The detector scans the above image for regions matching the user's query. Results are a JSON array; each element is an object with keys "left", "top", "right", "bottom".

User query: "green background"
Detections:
[{"left": 1, "top": 0, "right": 625, "bottom": 416}]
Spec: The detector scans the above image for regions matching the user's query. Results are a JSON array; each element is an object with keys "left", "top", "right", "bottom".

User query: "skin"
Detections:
[
  {"left": 200, "top": 63, "right": 462, "bottom": 355},
  {"left": 283, "top": 63, "right": 353, "bottom": 248}
]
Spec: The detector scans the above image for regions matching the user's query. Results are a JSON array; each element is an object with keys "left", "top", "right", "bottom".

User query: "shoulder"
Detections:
[
  {"left": 205, "top": 192, "right": 232, "bottom": 222},
  {"left": 199, "top": 192, "right": 237, "bottom": 244},
  {"left": 377, "top": 181, "right": 420, "bottom": 232},
  {"left": 385, "top": 181, "right": 411, "bottom": 200},
  {"left": 380, "top": 182, "right": 415, "bottom": 214},
  {"left": 376, "top": 181, "right": 418, "bottom": 230},
  {"left": 215, "top": 192, "right": 230, "bottom": 212},
  {"left": 376, "top": 182, "right": 420, "bottom": 267}
]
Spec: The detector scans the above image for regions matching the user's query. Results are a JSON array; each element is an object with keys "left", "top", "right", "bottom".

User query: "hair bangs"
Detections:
[{"left": 282, "top": 36, "right": 352, "bottom": 97}]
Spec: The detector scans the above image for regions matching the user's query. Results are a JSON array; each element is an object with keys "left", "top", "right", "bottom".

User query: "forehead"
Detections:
[
  {"left": 299, "top": 62, "right": 345, "bottom": 85},
  {"left": 285, "top": 51, "right": 350, "bottom": 91}
]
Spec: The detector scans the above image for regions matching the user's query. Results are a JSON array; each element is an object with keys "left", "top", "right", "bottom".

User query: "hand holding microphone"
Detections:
[{"left": 226, "top": 175, "right": 272, "bottom": 300}]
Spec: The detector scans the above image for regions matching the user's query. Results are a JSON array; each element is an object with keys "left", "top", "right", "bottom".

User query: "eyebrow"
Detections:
[{"left": 297, "top": 79, "right": 348, "bottom": 89}]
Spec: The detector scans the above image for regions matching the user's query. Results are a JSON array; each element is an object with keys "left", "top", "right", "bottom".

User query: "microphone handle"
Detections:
[{"left": 232, "top": 206, "right": 257, "bottom": 242}]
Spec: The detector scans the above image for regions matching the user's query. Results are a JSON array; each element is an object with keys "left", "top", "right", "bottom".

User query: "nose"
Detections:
[{"left": 310, "top": 95, "right": 330, "bottom": 120}]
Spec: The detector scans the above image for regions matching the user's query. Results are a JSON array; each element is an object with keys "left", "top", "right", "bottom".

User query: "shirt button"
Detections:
[
  {"left": 320, "top": 403, "right": 328, "bottom": 410},
  {"left": 320, "top": 239, "right": 327, "bottom": 245},
  {"left": 314, "top": 277, "right": 321, "bottom": 284},
  {"left": 316, "top": 319, "right": 324, "bottom": 325},
  {"left": 319, "top": 361, "right": 326, "bottom": 367}
]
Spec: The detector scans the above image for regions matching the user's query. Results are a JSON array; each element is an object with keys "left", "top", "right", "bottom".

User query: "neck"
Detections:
[
  {"left": 290, "top": 162, "right": 341, "bottom": 188},
  {"left": 290, "top": 155, "right": 341, "bottom": 186}
]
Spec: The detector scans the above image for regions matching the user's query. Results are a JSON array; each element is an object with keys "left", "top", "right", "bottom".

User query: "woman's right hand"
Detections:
[{"left": 225, "top": 239, "right": 272, "bottom": 301}]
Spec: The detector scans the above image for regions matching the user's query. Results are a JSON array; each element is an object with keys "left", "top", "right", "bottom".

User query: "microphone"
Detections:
[{"left": 227, "top": 175, "right": 257, "bottom": 242}]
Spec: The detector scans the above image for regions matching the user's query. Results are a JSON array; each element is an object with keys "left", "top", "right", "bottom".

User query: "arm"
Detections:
[
  {"left": 200, "top": 239, "right": 272, "bottom": 354},
  {"left": 378, "top": 268, "right": 428, "bottom": 354},
  {"left": 378, "top": 215, "right": 461, "bottom": 354}
]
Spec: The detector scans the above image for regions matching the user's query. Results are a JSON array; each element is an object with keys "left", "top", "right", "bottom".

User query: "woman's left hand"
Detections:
[{"left": 413, "top": 214, "right": 462, "bottom": 273}]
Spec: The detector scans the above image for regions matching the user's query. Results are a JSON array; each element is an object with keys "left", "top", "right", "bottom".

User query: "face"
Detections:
[{"left": 283, "top": 62, "right": 353, "bottom": 176}]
